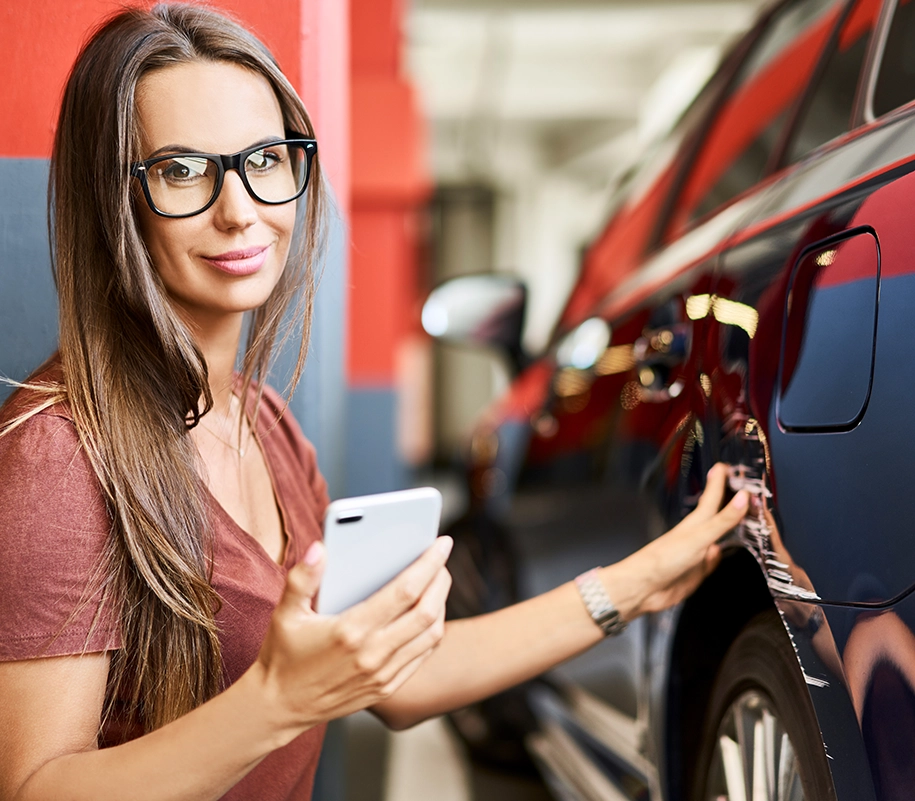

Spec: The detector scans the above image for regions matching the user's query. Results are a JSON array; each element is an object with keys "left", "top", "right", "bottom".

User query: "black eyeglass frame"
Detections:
[{"left": 130, "top": 133, "right": 317, "bottom": 219}]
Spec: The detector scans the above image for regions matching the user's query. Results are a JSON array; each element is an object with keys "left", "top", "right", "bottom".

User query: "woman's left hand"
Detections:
[{"left": 604, "top": 463, "right": 749, "bottom": 620}]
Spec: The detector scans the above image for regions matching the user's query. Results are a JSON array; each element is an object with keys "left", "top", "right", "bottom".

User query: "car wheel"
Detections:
[{"left": 691, "top": 611, "right": 836, "bottom": 801}]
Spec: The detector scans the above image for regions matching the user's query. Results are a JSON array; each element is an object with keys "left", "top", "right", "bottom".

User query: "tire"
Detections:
[{"left": 691, "top": 611, "right": 837, "bottom": 801}]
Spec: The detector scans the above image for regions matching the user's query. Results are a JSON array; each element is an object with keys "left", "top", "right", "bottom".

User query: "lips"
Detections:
[{"left": 201, "top": 245, "right": 270, "bottom": 276}]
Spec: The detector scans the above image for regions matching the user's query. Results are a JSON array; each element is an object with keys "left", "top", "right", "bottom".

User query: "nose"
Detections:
[{"left": 212, "top": 169, "right": 258, "bottom": 230}]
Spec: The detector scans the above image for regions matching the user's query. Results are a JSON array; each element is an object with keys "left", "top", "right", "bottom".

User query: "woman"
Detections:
[{"left": 0, "top": 5, "right": 748, "bottom": 800}]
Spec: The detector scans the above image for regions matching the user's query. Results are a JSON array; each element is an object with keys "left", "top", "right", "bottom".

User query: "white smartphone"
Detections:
[{"left": 317, "top": 487, "right": 443, "bottom": 615}]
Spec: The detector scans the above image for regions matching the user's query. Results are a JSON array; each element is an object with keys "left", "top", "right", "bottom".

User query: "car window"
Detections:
[
  {"left": 559, "top": 58, "right": 734, "bottom": 328},
  {"left": 872, "top": 0, "right": 915, "bottom": 118},
  {"left": 666, "top": 0, "right": 846, "bottom": 238},
  {"left": 785, "top": 0, "right": 882, "bottom": 163}
]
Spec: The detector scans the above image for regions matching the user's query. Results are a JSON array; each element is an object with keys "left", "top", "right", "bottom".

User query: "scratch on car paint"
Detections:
[
  {"left": 774, "top": 604, "right": 832, "bottom": 689},
  {"left": 804, "top": 673, "right": 830, "bottom": 688},
  {"left": 727, "top": 469, "right": 821, "bottom": 602},
  {"left": 725, "top": 446, "right": 831, "bottom": 690}
]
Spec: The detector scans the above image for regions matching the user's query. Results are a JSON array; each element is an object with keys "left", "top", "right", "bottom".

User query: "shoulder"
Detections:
[
  {"left": 253, "top": 383, "right": 319, "bottom": 469},
  {"left": 0, "top": 399, "right": 118, "bottom": 661},
  {"left": 0, "top": 403, "right": 107, "bottom": 525},
  {"left": 0, "top": 359, "right": 105, "bottom": 527},
  {"left": 0, "top": 405, "right": 82, "bottom": 478},
  {"left": 0, "top": 355, "right": 71, "bottom": 434},
  {"left": 0, "top": 352, "right": 109, "bottom": 539}
]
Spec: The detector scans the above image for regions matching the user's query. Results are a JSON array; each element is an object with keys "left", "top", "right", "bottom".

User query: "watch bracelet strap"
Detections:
[{"left": 574, "top": 568, "right": 627, "bottom": 637}]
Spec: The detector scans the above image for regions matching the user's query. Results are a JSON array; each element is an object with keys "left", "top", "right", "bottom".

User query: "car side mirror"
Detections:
[{"left": 422, "top": 274, "right": 528, "bottom": 374}]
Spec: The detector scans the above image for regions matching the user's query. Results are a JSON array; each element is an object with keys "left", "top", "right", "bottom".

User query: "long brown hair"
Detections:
[{"left": 43, "top": 4, "right": 327, "bottom": 732}]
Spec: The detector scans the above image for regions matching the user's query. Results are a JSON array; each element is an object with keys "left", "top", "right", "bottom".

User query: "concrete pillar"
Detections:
[{"left": 347, "top": 0, "right": 432, "bottom": 495}]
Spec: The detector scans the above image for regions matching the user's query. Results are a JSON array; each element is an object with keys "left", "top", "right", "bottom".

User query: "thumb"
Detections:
[
  {"left": 709, "top": 489, "right": 749, "bottom": 537},
  {"left": 278, "top": 541, "right": 326, "bottom": 616},
  {"left": 693, "top": 462, "right": 730, "bottom": 518}
]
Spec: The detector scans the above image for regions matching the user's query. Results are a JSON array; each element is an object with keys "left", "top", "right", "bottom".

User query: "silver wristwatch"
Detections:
[{"left": 574, "top": 568, "right": 627, "bottom": 636}]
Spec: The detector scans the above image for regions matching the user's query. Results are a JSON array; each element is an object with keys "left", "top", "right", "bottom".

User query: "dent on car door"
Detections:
[{"left": 713, "top": 92, "right": 915, "bottom": 601}]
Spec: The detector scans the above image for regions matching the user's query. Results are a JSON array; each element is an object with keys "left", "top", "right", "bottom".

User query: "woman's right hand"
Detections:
[{"left": 251, "top": 536, "right": 453, "bottom": 736}]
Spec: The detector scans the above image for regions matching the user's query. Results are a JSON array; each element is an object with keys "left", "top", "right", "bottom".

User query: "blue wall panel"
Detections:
[
  {"left": 345, "top": 387, "right": 405, "bottom": 496},
  {"left": 275, "top": 203, "right": 349, "bottom": 501},
  {"left": 0, "top": 158, "right": 58, "bottom": 400}
]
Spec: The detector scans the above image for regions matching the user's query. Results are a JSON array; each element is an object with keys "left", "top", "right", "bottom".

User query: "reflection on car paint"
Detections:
[{"left": 685, "top": 293, "right": 760, "bottom": 337}]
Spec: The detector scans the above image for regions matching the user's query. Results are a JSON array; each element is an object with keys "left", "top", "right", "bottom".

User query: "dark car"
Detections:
[{"left": 422, "top": 0, "right": 915, "bottom": 797}]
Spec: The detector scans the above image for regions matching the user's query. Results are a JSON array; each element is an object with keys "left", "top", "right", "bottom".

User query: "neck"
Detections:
[{"left": 179, "top": 307, "right": 246, "bottom": 418}]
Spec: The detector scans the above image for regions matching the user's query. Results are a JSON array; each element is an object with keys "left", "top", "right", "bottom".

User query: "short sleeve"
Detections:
[{"left": 0, "top": 412, "right": 122, "bottom": 660}]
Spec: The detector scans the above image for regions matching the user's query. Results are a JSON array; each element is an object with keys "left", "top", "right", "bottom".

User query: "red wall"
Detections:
[
  {"left": 348, "top": 0, "right": 430, "bottom": 387},
  {"left": 0, "top": 0, "right": 348, "bottom": 193},
  {"left": 0, "top": 0, "right": 431, "bottom": 467}
]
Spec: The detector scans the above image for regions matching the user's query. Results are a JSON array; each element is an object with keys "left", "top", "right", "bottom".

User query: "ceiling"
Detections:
[
  {"left": 406, "top": 0, "right": 768, "bottom": 191},
  {"left": 405, "top": 0, "right": 772, "bottom": 351}
]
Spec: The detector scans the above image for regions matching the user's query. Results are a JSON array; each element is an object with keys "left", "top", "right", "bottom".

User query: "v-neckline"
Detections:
[{"left": 205, "top": 399, "right": 292, "bottom": 571}]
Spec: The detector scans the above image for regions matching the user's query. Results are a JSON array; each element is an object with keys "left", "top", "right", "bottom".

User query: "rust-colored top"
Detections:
[{"left": 0, "top": 377, "right": 328, "bottom": 800}]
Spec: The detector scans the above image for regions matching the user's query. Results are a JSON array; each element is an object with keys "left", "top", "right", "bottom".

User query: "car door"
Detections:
[
  {"left": 628, "top": 0, "right": 878, "bottom": 792},
  {"left": 710, "top": 0, "right": 910, "bottom": 613},
  {"left": 703, "top": 0, "right": 915, "bottom": 796}
]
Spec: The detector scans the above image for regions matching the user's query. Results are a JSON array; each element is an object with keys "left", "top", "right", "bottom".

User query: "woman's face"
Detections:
[{"left": 134, "top": 60, "right": 296, "bottom": 325}]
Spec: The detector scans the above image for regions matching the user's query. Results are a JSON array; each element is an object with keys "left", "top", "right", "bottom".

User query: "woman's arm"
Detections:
[
  {"left": 0, "top": 653, "right": 286, "bottom": 801},
  {"left": 0, "top": 537, "right": 452, "bottom": 801},
  {"left": 372, "top": 464, "right": 748, "bottom": 729}
]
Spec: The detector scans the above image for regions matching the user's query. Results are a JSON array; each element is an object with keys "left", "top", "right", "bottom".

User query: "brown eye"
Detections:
[
  {"left": 245, "top": 148, "right": 282, "bottom": 173},
  {"left": 157, "top": 156, "right": 210, "bottom": 184}
]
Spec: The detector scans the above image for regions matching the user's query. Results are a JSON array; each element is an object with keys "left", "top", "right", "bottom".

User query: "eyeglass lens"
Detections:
[{"left": 145, "top": 143, "right": 308, "bottom": 216}]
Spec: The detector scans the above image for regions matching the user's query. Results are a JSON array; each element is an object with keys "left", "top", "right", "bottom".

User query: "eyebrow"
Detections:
[{"left": 146, "top": 135, "right": 287, "bottom": 159}]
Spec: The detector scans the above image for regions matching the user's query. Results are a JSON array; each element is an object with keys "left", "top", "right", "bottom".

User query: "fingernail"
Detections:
[
  {"left": 734, "top": 491, "right": 749, "bottom": 509},
  {"left": 707, "top": 464, "right": 720, "bottom": 480},
  {"left": 436, "top": 536, "right": 454, "bottom": 558},
  {"left": 304, "top": 541, "right": 324, "bottom": 566}
]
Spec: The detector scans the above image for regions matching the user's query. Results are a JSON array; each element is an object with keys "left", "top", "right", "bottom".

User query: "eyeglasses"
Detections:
[{"left": 130, "top": 134, "right": 317, "bottom": 218}]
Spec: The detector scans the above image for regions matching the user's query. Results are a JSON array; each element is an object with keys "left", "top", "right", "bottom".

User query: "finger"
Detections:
[
  {"left": 703, "top": 543, "right": 723, "bottom": 575},
  {"left": 693, "top": 463, "right": 730, "bottom": 518},
  {"left": 711, "top": 490, "right": 749, "bottom": 536},
  {"left": 379, "top": 648, "right": 436, "bottom": 700},
  {"left": 676, "top": 488, "right": 748, "bottom": 554},
  {"left": 377, "top": 567, "right": 452, "bottom": 649},
  {"left": 346, "top": 537, "right": 453, "bottom": 629},
  {"left": 277, "top": 541, "right": 326, "bottom": 618},
  {"left": 377, "top": 609, "right": 446, "bottom": 687},
  {"left": 353, "top": 568, "right": 450, "bottom": 674}
]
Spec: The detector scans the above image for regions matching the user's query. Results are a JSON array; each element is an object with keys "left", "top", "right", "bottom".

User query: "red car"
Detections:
[{"left": 424, "top": 0, "right": 915, "bottom": 797}]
